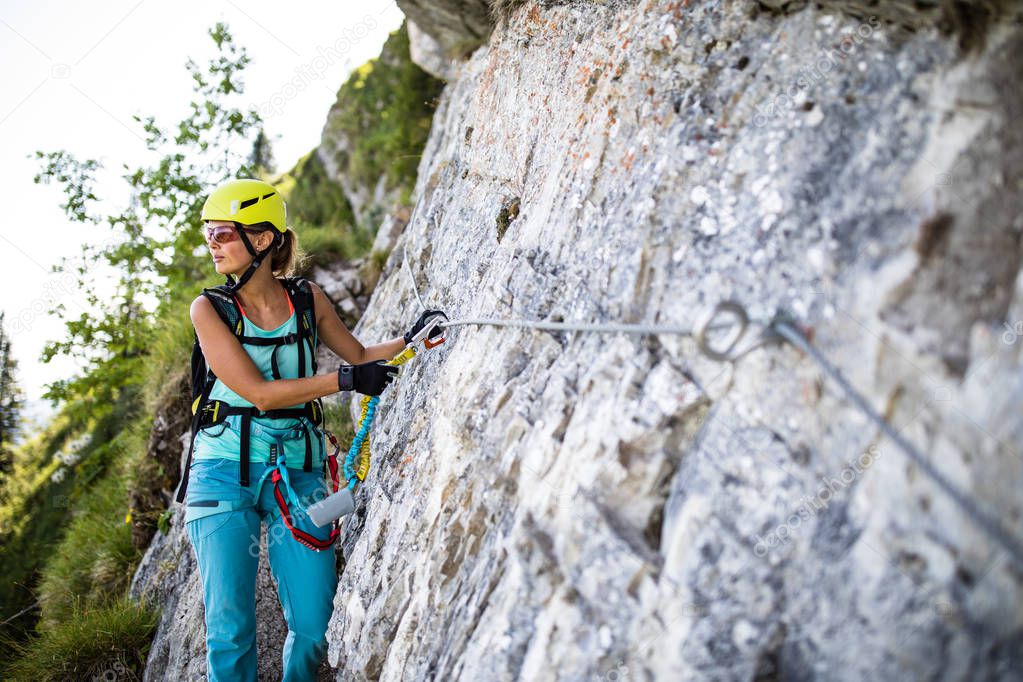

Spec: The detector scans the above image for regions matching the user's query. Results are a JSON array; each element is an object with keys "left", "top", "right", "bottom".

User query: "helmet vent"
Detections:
[
  {"left": 262, "top": 192, "right": 275, "bottom": 199},
  {"left": 239, "top": 197, "right": 259, "bottom": 210}
]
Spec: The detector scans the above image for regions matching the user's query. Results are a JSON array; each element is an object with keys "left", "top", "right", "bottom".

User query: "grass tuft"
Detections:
[{"left": 0, "top": 595, "right": 158, "bottom": 682}]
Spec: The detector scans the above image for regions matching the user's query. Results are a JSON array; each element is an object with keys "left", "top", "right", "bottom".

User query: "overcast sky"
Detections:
[{"left": 0, "top": 0, "right": 405, "bottom": 432}]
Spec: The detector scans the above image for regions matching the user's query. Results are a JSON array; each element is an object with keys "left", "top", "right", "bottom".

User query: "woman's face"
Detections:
[{"left": 205, "top": 220, "right": 273, "bottom": 276}]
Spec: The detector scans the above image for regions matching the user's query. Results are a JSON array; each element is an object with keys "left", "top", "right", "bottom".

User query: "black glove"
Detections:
[
  {"left": 403, "top": 309, "right": 448, "bottom": 345},
  {"left": 337, "top": 360, "right": 398, "bottom": 395}
]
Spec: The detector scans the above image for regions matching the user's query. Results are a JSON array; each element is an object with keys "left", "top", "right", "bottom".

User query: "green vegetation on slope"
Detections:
[
  {"left": 322, "top": 21, "right": 446, "bottom": 226},
  {"left": 275, "top": 149, "right": 373, "bottom": 268},
  {"left": 2, "top": 596, "right": 158, "bottom": 682}
]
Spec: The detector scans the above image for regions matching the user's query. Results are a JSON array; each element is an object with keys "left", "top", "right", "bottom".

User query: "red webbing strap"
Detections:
[
  {"left": 325, "top": 450, "right": 341, "bottom": 494},
  {"left": 271, "top": 467, "right": 339, "bottom": 551}
]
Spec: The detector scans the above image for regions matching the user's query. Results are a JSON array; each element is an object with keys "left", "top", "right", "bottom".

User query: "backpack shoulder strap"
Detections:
[
  {"left": 200, "top": 285, "right": 244, "bottom": 336},
  {"left": 284, "top": 276, "right": 317, "bottom": 341},
  {"left": 190, "top": 285, "right": 242, "bottom": 407},
  {"left": 281, "top": 276, "right": 321, "bottom": 473},
  {"left": 281, "top": 276, "right": 318, "bottom": 375},
  {"left": 179, "top": 286, "right": 241, "bottom": 504}
]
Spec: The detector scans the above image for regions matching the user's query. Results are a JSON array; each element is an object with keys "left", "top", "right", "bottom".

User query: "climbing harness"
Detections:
[
  {"left": 175, "top": 276, "right": 323, "bottom": 505},
  {"left": 176, "top": 267, "right": 446, "bottom": 551}
]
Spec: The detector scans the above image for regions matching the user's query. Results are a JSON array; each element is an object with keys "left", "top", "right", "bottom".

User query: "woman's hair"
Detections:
[{"left": 268, "top": 227, "right": 308, "bottom": 277}]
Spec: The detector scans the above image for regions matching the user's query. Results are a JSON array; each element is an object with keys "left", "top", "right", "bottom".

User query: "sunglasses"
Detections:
[{"left": 203, "top": 224, "right": 264, "bottom": 245}]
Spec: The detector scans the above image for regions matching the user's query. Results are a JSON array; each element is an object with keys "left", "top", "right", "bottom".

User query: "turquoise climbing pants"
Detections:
[{"left": 184, "top": 420, "right": 338, "bottom": 682}]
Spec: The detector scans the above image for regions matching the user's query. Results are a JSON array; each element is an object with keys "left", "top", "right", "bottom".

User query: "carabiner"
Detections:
[{"left": 410, "top": 315, "right": 447, "bottom": 352}]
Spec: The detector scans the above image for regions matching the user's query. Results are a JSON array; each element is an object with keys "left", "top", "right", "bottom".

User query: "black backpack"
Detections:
[{"left": 174, "top": 276, "right": 323, "bottom": 503}]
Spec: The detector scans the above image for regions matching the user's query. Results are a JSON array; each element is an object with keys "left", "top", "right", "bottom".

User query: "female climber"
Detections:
[{"left": 180, "top": 177, "right": 445, "bottom": 680}]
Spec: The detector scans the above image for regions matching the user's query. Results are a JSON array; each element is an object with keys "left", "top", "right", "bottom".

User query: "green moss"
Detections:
[
  {"left": 322, "top": 21, "right": 445, "bottom": 221},
  {"left": 370, "top": 247, "right": 391, "bottom": 275}
]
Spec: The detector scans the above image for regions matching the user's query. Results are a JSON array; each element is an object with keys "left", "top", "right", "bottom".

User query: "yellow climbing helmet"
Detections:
[{"left": 201, "top": 178, "right": 287, "bottom": 232}]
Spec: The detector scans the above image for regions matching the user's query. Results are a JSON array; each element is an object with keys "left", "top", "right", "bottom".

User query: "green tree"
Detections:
[
  {"left": 31, "top": 22, "right": 265, "bottom": 419},
  {"left": 248, "top": 127, "right": 276, "bottom": 178},
  {"left": 0, "top": 21, "right": 269, "bottom": 662},
  {"left": 0, "top": 310, "right": 21, "bottom": 486}
]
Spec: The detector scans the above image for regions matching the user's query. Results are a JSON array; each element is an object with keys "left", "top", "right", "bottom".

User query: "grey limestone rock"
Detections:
[
  {"left": 323, "top": 1, "right": 1023, "bottom": 680},
  {"left": 136, "top": 1, "right": 1023, "bottom": 679}
]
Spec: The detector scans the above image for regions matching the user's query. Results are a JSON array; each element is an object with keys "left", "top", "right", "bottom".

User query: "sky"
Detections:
[{"left": 0, "top": 0, "right": 406, "bottom": 435}]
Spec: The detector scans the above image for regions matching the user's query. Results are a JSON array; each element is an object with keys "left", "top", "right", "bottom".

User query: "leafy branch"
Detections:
[{"left": 30, "top": 22, "right": 268, "bottom": 409}]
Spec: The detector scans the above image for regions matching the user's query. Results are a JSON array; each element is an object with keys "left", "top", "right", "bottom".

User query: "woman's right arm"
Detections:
[{"left": 191, "top": 296, "right": 338, "bottom": 411}]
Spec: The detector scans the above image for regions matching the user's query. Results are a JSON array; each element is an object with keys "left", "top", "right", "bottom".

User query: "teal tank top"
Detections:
[{"left": 193, "top": 287, "right": 325, "bottom": 469}]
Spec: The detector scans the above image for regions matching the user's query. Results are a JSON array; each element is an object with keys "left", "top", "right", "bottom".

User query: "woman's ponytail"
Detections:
[{"left": 270, "top": 227, "right": 308, "bottom": 277}]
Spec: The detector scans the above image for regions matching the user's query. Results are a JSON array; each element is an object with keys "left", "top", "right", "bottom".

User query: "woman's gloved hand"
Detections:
[
  {"left": 337, "top": 360, "right": 399, "bottom": 395},
  {"left": 403, "top": 309, "right": 448, "bottom": 345}
]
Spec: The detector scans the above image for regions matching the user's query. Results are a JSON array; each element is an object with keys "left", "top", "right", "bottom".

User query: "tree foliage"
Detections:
[
  {"left": 0, "top": 311, "right": 21, "bottom": 487},
  {"left": 248, "top": 127, "right": 276, "bottom": 179},
  {"left": 31, "top": 22, "right": 267, "bottom": 412}
]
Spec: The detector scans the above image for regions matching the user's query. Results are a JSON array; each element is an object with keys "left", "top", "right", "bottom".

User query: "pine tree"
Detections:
[
  {"left": 0, "top": 310, "right": 22, "bottom": 481},
  {"left": 248, "top": 127, "right": 276, "bottom": 178}
]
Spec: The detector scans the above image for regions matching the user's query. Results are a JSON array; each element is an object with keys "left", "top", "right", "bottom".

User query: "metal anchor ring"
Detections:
[{"left": 696, "top": 300, "right": 781, "bottom": 362}]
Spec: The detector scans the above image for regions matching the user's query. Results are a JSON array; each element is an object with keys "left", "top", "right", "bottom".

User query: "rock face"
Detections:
[
  {"left": 129, "top": 373, "right": 192, "bottom": 551},
  {"left": 320, "top": 1, "right": 1023, "bottom": 680},
  {"left": 395, "top": 0, "right": 493, "bottom": 64},
  {"left": 134, "top": 1, "right": 1023, "bottom": 679},
  {"left": 314, "top": 259, "right": 379, "bottom": 330},
  {"left": 406, "top": 19, "right": 462, "bottom": 81}
]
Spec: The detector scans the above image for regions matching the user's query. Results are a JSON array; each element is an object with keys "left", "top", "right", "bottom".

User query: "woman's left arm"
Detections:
[{"left": 309, "top": 282, "right": 405, "bottom": 364}]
